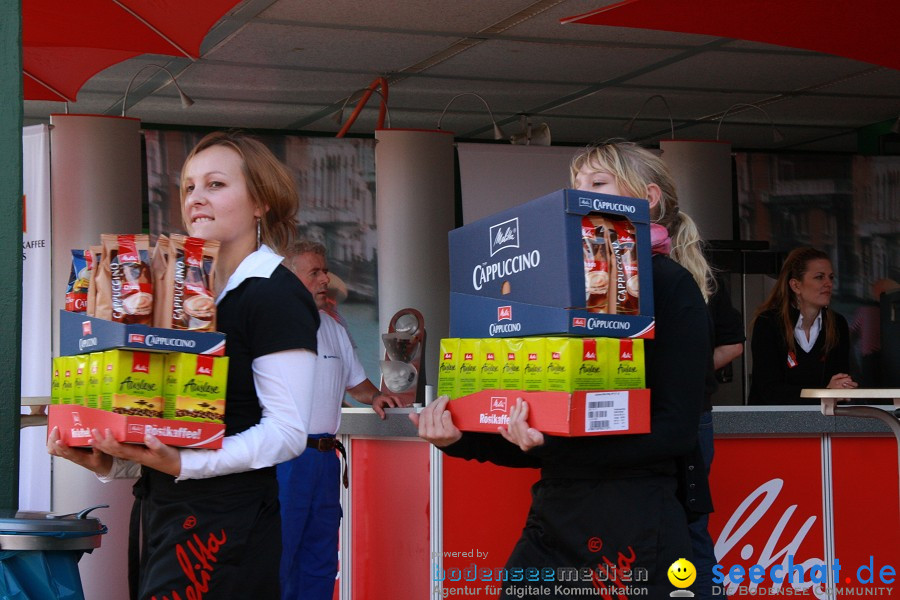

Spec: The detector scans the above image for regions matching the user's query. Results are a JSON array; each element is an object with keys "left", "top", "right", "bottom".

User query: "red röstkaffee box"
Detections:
[
  {"left": 447, "top": 388, "right": 650, "bottom": 437},
  {"left": 48, "top": 404, "right": 224, "bottom": 449}
]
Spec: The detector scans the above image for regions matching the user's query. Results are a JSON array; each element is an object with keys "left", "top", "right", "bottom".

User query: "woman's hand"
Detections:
[
  {"left": 91, "top": 429, "right": 182, "bottom": 478},
  {"left": 826, "top": 373, "right": 858, "bottom": 391},
  {"left": 47, "top": 426, "right": 113, "bottom": 477},
  {"left": 499, "top": 398, "right": 545, "bottom": 452},
  {"left": 408, "top": 395, "right": 462, "bottom": 447}
]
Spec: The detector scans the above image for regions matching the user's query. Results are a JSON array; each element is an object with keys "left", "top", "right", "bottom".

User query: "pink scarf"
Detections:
[{"left": 650, "top": 223, "right": 671, "bottom": 256}]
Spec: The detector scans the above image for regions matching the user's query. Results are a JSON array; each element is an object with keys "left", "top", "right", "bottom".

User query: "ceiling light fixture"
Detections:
[
  {"left": 716, "top": 103, "right": 784, "bottom": 143},
  {"left": 509, "top": 114, "right": 551, "bottom": 146},
  {"left": 624, "top": 94, "right": 675, "bottom": 140},
  {"left": 436, "top": 92, "right": 505, "bottom": 140},
  {"left": 120, "top": 64, "right": 194, "bottom": 118}
]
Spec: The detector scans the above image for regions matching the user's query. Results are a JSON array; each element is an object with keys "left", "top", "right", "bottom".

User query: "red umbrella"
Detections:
[
  {"left": 23, "top": 0, "right": 242, "bottom": 102},
  {"left": 562, "top": 0, "right": 900, "bottom": 72}
]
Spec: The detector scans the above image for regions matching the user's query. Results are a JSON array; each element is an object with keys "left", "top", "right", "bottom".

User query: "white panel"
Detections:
[
  {"left": 375, "top": 129, "right": 455, "bottom": 389},
  {"left": 660, "top": 139, "right": 733, "bottom": 241},
  {"left": 457, "top": 143, "right": 577, "bottom": 223},
  {"left": 49, "top": 113, "right": 143, "bottom": 600}
]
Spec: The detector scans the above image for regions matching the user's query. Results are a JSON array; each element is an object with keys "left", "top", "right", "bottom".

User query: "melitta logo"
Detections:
[
  {"left": 490, "top": 397, "right": 508, "bottom": 413},
  {"left": 464, "top": 353, "right": 474, "bottom": 361},
  {"left": 583, "top": 338, "right": 597, "bottom": 361},
  {"left": 117, "top": 234, "right": 139, "bottom": 264},
  {"left": 129, "top": 333, "right": 145, "bottom": 344},
  {"left": 132, "top": 352, "right": 150, "bottom": 373},
  {"left": 443, "top": 352, "right": 453, "bottom": 360},
  {"left": 552, "top": 352, "right": 561, "bottom": 360},
  {"left": 196, "top": 355, "right": 214, "bottom": 376},
  {"left": 498, "top": 306, "right": 512, "bottom": 321},
  {"left": 577, "top": 196, "right": 637, "bottom": 214},
  {"left": 81, "top": 321, "right": 92, "bottom": 336},
  {"left": 507, "top": 353, "right": 516, "bottom": 360},
  {"left": 572, "top": 317, "right": 587, "bottom": 328},
  {"left": 489, "top": 217, "right": 519, "bottom": 256},
  {"left": 528, "top": 353, "right": 538, "bottom": 361},
  {"left": 619, "top": 339, "right": 634, "bottom": 361},
  {"left": 486, "top": 353, "right": 495, "bottom": 361}
]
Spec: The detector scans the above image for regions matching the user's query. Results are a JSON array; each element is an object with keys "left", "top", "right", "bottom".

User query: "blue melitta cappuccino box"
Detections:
[{"left": 449, "top": 189, "right": 655, "bottom": 339}]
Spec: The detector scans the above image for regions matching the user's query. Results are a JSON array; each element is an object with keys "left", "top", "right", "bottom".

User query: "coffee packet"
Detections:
[
  {"left": 582, "top": 215, "right": 610, "bottom": 313},
  {"left": 65, "top": 250, "right": 91, "bottom": 313},
  {"left": 50, "top": 357, "right": 62, "bottom": 405},
  {"left": 478, "top": 338, "right": 504, "bottom": 390},
  {"left": 608, "top": 218, "right": 640, "bottom": 315},
  {"left": 97, "top": 234, "right": 153, "bottom": 325},
  {"left": 437, "top": 338, "right": 460, "bottom": 399},
  {"left": 456, "top": 339, "right": 481, "bottom": 397},
  {"left": 151, "top": 235, "right": 170, "bottom": 328},
  {"left": 166, "top": 235, "right": 219, "bottom": 331},
  {"left": 163, "top": 353, "right": 228, "bottom": 424},
  {"left": 101, "top": 350, "right": 165, "bottom": 418},
  {"left": 500, "top": 338, "right": 525, "bottom": 390},
  {"left": 85, "top": 245, "right": 102, "bottom": 317},
  {"left": 522, "top": 338, "right": 547, "bottom": 391},
  {"left": 609, "top": 338, "right": 645, "bottom": 389}
]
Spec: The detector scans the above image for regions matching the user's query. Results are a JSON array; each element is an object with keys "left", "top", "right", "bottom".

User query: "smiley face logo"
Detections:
[{"left": 668, "top": 558, "right": 696, "bottom": 589}]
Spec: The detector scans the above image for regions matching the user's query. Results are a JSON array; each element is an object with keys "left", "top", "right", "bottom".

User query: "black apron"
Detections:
[{"left": 129, "top": 466, "right": 281, "bottom": 600}]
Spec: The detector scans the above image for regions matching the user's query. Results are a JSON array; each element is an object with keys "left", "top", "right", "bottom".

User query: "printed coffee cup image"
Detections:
[
  {"left": 184, "top": 293, "right": 215, "bottom": 328},
  {"left": 626, "top": 275, "right": 639, "bottom": 298},
  {"left": 586, "top": 269, "right": 609, "bottom": 294},
  {"left": 123, "top": 291, "right": 153, "bottom": 315},
  {"left": 381, "top": 360, "right": 417, "bottom": 393},
  {"left": 382, "top": 333, "right": 420, "bottom": 362}
]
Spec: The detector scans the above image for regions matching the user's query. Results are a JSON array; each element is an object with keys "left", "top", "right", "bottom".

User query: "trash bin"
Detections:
[{"left": 0, "top": 505, "right": 108, "bottom": 600}]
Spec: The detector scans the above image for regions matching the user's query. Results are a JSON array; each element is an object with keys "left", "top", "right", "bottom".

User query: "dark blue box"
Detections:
[
  {"left": 60, "top": 311, "right": 226, "bottom": 357},
  {"left": 449, "top": 190, "right": 655, "bottom": 338}
]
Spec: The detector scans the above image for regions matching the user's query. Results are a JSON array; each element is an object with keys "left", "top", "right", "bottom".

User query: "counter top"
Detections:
[{"left": 338, "top": 404, "right": 900, "bottom": 438}]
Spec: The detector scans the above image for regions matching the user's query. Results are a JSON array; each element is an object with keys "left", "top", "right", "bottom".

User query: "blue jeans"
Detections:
[{"left": 688, "top": 411, "right": 725, "bottom": 600}]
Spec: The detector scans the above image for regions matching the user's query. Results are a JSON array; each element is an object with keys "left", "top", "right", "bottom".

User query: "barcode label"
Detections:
[{"left": 584, "top": 391, "right": 629, "bottom": 433}]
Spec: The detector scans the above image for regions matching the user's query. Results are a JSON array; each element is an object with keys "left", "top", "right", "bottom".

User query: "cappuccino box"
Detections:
[
  {"left": 478, "top": 338, "right": 505, "bottom": 390},
  {"left": 448, "top": 190, "right": 654, "bottom": 339},
  {"left": 48, "top": 404, "right": 224, "bottom": 449},
  {"left": 447, "top": 388, "right": 650, "bottom": 437},
  {"left": 60, "top": 310, "right": 225, "bottom": 357},
  {"left": 101, "top": 349, "right": 165, "bottom": 418},
  {"left": 163, "top": 352, "right": 229, "bottom": 424},
  {"left": 437, "top": 338, "right": 460, "bottom": 399},
  {"left": 500, "top": 338, "right": 525, "bottom": 390}
]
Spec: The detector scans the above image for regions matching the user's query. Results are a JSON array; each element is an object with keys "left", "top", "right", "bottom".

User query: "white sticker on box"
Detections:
[{"left": 584, "top": 391, "right": 629, "bottom": 432}]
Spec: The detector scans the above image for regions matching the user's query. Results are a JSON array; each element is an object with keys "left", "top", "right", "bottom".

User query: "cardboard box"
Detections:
[
  {"left": 48, "top": 404, "right": 224, "bottom": 449},
  {"left": 447, "top": 388, "right": 650, "bottom": 437},
  {"left": 449, "top": 189, "right": 654, "bottom": 313},
  {"left": 60, "top": 310, "right": 225, "bottom": 356},
  {"left": 449, "top": 292, "right": 655, "bottom": 339}
]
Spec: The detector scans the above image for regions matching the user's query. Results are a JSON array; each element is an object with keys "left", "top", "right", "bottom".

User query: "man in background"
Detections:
[{"left": 278, "top": 240, "right": 402, "bottom": 600}]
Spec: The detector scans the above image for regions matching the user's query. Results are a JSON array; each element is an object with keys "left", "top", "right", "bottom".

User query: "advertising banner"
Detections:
[{"left": 20, "top": 123, "right": 52, "bottom": 511}]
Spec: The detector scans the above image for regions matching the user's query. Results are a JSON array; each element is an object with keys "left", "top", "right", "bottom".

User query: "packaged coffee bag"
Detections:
[
  {"left": 98, "top": 234, "right": 153, "bottom": 325},
  {"left": 166, "top": 235, "right": 219, "bottom": 331},
  {"left": 85, "top": 245, "right": 102, "bottom": 317},
  {"left": 151, "top": 235, "right": 170, "bottom": 328},
  {"left": 65, "top": 250, "right": 91, "bottom": 313}
]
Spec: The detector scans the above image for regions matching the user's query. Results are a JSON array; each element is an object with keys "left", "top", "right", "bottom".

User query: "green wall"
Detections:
[{"left": 0, "top": 0, "right": 23, "bottom": 511}]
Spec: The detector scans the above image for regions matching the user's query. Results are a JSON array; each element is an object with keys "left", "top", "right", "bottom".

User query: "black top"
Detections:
[
  {"left": 216, "top": 264, "right": 319, "bottom": 436},
  {"left": 444, "top": 254, "right": 711, "bottom": 481},
  {"left": 748, "top": 307, "right": 850, "bottom": 405}
]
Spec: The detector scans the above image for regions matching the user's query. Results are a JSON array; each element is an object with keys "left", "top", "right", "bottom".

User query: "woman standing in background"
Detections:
[{"left": 749, "top": 246, "right": 856, "bottom": 404}]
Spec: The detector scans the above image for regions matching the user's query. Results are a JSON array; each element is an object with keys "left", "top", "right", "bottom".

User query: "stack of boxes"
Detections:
[
  {"left": 442, "top": 189, "right": 655, "bottom": 437},
  {"left": 48, "top": 312, "right": 228, "bottom": 448}
]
